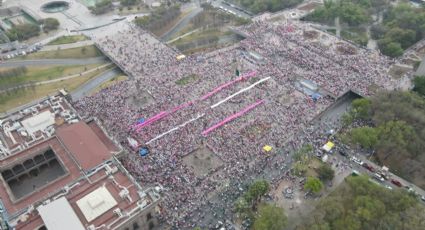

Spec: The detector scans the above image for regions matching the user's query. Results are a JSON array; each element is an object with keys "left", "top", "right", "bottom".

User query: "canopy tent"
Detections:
[
  {"left": 263, "top": 145, "right": 272, "bottom": 152},
  {"left": 176, "top": 54, "right": 186, "bottom": 60},
  {"left": 139, "top": 147, "right": 149, "bottom": 157},
  {"left": 322, "top": 141, "right": 335, "bottom": 152}
]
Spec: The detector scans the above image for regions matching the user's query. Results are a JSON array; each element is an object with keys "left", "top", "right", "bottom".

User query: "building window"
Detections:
[
  {"left": 133, "top": 222, "right": 140, "bottom": 230},
  {"left": 149, "top": 221, "right": 155, "bottom": 230},
  {"left": 147, "top": 212, "right": 152, "bottom": 221}
]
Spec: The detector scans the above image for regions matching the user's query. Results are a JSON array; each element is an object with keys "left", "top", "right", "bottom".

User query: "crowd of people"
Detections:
[{"left": 73, "top": 19, "right": 399, "bottom": 228}]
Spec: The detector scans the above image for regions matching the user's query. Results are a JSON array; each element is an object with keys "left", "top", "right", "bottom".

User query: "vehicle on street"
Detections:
[
  {"left": 351, "top": 156, "right": 363, "bottom": 165},
  {"left": 390, "top": 179, "right": 402, "bottom": 187},
  {"left": 338, "top": 150, "right": 348, "bottom": 157},
  {"left": 384, "top": 185, "right": 393, "bottom": 190},
  {"left": 362, "top": 163, "right": 375, "bottom": 172},
  {"left": 374, "top": 173, "right": 385, "bottom": 182},
  {"left": 404, "top": 185, "right": 415, "bottom": 193}
]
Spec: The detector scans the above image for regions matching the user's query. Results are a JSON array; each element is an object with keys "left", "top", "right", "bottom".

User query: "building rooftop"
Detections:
[
  {"left": 0, "top": 93, "right": 145, "bottom": 230},
  {"left": 14, "top": 161, "right": 160, "bottom": 230},
  {"left": 56, "top": 121, "right": 114, "bottom": 171}
]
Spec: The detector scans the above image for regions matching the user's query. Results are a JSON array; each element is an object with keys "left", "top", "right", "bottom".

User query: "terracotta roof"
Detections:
[{"left": 56, "top": 122, "right": 113, "bottom": 171}]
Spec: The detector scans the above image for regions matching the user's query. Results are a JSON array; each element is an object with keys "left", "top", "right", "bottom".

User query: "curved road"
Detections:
[
  {"left": 0, "top": 57, "right": 108, "bottom": 68},
  {"left": 71, "top": 67, "right": 121, "bottom": 100},
  {"left": 161, "top": 7, "right": 203, "bottom": 41}
]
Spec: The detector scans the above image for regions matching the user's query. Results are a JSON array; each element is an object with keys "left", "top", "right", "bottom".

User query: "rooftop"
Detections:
[
  {"left": 15, "top": 161, "right": 160, "bottom": 230},
  {"left": 0, "top": 94, "right": 129, "bottom": 229}
]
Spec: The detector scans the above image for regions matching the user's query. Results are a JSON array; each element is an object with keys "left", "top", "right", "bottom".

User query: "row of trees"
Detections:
[
  {"left": 134, "top": 5, "right": 181, "bottom": 32},
  {"left": 342, "top": 91, "right": 425, "bottom": 188},
  {"left": 231, "top": 0, "right": 303, "bottom": 14},
  {"left": 5, "top": 18, "right": 59, "bottom": 41},
  {"left": 297, "top": 176, "right": 425, "bottom": 230},
  {"left": 372, "top": 3, "right": 425, "bottom": 57}
]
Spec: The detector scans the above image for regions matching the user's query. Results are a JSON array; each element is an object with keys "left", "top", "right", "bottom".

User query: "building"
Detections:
[{"left": 0, "top": 93, "right": 161, "bottom": 230}]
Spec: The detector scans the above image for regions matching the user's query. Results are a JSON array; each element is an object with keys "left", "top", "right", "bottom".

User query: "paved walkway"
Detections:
[{"left": 71, "top": 67, "right": 121, "bottom": 100}]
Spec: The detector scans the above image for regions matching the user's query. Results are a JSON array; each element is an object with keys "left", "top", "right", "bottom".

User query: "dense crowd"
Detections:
[{"left": 74, "top": 19, "right": 398, "bottom": 228}]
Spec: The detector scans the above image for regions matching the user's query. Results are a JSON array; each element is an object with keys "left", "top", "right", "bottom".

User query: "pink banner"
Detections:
[
  {"left": 202, "top": 99, "right": 264, "bottom": 136},
  {"left": 200, "top": 71, "right": 257, "bottom": 100}
]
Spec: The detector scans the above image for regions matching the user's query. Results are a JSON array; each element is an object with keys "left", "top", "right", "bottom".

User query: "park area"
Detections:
[{"left": 303, "top": 1, "right": 425, "bottom": 57}]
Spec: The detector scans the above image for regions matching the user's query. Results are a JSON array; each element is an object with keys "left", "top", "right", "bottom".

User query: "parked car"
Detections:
[
  {"left": 390, "top": 179, "right": 402, "bottom": 187},
  {"left": 362, "top": 163, "right": 375, "bottom": 172},
  {"left": 351, "top": 156, "right": 363, "bottom": 165},
  {"left": 384, "top": 185, "right": 393, "bottom": 190},
  {"left": 338, "top": 150, "right": 348, "bottom": 157},
  {"left": 374, "top": 173, "right": 385, "bottom": 182}
]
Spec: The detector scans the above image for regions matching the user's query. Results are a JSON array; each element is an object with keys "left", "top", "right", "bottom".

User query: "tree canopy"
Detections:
[
  {"left": 41, "top": 18, "right": 59, "bottom": 32},
  {"left": 344, "top": 91, "right": 425, "bottom": 188},
  {"left": 304, "top": 176, "right": 324, "bottom": 194},
  {"left": 413, "top": 76, "right": 425, "bottom": 96},
  {"left": 231, "top": 0, "right": 303, "bottom": 14},
  {"left": 298, "top": 176, "right": 425, "bottom": 230},
  {"left": 317, "top": 164, "right": 335, "bottom": 182},
  {"left": 253, "top": 204, "right": 287, "bottom": 230},
  {"left": 6, "top": 23, "right": 40, "bottom": 41}
]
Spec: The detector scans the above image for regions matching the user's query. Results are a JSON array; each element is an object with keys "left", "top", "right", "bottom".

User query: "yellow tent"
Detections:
[
  {"left": 322, "top": 141, "right": 335, "bottom": 152},
  {"left": 263, "top": 145, "right": 272, "bottom": 152}
]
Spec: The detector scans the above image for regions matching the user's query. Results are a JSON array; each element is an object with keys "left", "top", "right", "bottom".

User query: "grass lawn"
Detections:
[
  {"left": 0, "top": 67, "right": 109, "bottom": 112},
  {"left": 17, "top": 45, "right": 103, "bottom": 59},
  {"left": 47, "top": 35, "right": 88, "bottom": 45},
  {"left": 172, "top": 28, "right": 227, "bottom": 46},
  {"left": 0, "top": 64, "right": 104, "bottom": 88},
  {"left": 91, "top": 75, "right": 128, "bottom": 94}
]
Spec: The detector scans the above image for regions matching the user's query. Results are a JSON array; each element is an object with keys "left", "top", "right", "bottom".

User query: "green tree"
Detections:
[
  {"left": 304, "top": 176, "right": 323, "bottom": 194},
  {"left": 379, "top": 41, "right": 403, "bottom": 57},
  {"left": 339, "top": 3, "right": 370, "bottom": 26},
  {"left": 350, "top": 126, "right": 379, "bottom": 149},
  {"left": 376, "top": 120, "right": 417, "bottom": 158},
  {"left": 7, "top": 23, "right": 40, "bottom": 41},
  {"left": 253, "top": 204, "right": 287, "bottom": 230},
  {"left": 351, "top": 98, "right": 371, "bottom": 119},
  {"left": 41, "top": 18, "right": 59, "bottom": 32},
  {"left": 245, "top": 180, "right": 269, "bottom": 205},
  {"left": 413, "top": 76, "right": 425, "bottom": 96},
  {"left": 317, "top": 164, "right": 335, "bottom": 182}
]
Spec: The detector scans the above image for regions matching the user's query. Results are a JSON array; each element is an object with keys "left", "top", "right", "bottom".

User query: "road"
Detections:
[
  {"left": 161, "top": 7, "right": 203, "bottom": 41},
  {"left": 0, "top": 63, "right": 114, "bottom": 93},
  {"left": 0, "top": 57, "right": 108, "bottom": 67},
  {"left": 211, "top": 0, "right": 253, "bottom": 19},
  {"left": 71, "top": 67, "right": 121, "bottom": 100}
]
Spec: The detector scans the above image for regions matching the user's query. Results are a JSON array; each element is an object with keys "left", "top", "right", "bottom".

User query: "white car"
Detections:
[
  {"left": 384, "top": 185, "right": 393, "bottom": 190},
  {"left": 351, "top": 156, "right": 363, "bottom": 165},
  {"left": 374, "top": 173, "right": 385, "bottom": 182}
]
